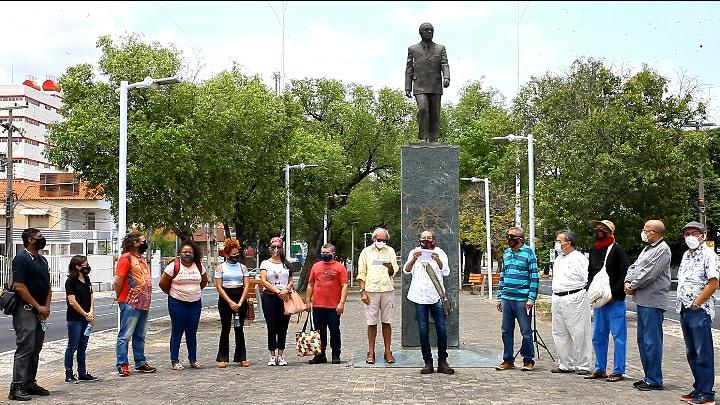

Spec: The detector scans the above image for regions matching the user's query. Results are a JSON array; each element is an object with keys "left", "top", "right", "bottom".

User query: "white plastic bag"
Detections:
[{"left": 588, "top": 244, "right": 613, "bottom": 308}]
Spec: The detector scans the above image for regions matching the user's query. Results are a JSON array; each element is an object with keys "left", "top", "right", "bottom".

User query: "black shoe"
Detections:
[
  {"left": 134, "top": 363, "right": 156, "bottom": 373},
  {"left": 437, "top": 361, "right": 455, "bottom": 375},
  {"left": 635, "top": 381, "right": 663, "bottom": 391},
  {"left": 65, "top": 374, "right": 79, "bottom": 384},
  {"left": 420, "top": 363, "right": 434, "bottom": 374},
  {"left": 8, "top": 387, "right": 31, "bottom": 401},
  {"left": 632, "top": 379, "right": 645, "bottom": 387},
  {"left": 331, "top": 355, "right": 341, "bottom": 364},
  {"left": 550, "top": 367, "right": 573, "bottom": 373},
  {"left": 24, "top": 382, "right": 50, "bottom": 396},
  {"left": 308, "top": 355, "right": 327, "bottom": 364},
  {"left": 78, "top": 373, "right": 99, "bottom": 382}
]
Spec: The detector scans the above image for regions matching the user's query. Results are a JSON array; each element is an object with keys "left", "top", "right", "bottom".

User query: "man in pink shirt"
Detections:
[{"left": 306, "top": 243, "right": 349, "bottom": 364}]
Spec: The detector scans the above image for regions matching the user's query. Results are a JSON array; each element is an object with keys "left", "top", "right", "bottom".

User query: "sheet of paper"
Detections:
[
  {"left": 419, "top": 249, "right": 435, "bottom": 262},
  {"left": 371, "top": 258, "right": 390, "bottom": 265}
]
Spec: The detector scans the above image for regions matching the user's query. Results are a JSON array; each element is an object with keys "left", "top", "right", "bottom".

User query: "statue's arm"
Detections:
[
  {"left": 405, "top": 47, "right": 414, "bottom": 94},
  {"left": 441, "top": 46, "right": 450, "bottom": 84}
]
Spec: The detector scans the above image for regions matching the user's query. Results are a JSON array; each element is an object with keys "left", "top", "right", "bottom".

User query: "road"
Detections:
[
  {"left": 538, "top": 280, "right": 720, "bottom": 330},
  {"left": 0, "top": 289, "right": 219, "bottom": 353}
]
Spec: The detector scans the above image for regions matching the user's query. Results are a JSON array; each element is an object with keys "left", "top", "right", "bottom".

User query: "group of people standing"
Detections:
[{"left": 496, "top": 219, "right": 717, "bottom": 405}]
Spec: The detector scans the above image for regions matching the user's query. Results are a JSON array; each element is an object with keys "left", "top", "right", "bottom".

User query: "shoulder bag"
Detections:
[
  {"left": 295, "top": 311, "right": 322, "bottom": 357},
  {"left": 283, "top": 288, "right": 307, "bottom": 315},
  {"left": 588, "top": 244, "right": 614, "bottom": 308},
  {"left": 421, "top": 261, "right": 454, "bottom": 317}
]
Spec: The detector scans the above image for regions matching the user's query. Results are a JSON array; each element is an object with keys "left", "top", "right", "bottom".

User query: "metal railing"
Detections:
[{"left": 0, "top": 254, "right": 115, "bottom": 291}]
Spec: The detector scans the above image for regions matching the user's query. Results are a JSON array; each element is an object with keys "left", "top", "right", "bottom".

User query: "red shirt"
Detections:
[
  {"left": 115, "top": 253, "right": 152, "bottom": 310},
  {"left": 309, "top": 260, "right": 348, "bottom": 308}
]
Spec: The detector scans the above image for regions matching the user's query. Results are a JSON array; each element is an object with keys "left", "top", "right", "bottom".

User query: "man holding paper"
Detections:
[
  {"left": 403, "top": 230, "right": 454, "bottom": 375},
  {"left": 357, "top": 228, "right": 399, "bottom": 364}
]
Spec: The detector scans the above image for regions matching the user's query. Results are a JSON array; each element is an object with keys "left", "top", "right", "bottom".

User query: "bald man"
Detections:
[{"left": 624, "top": 220, "right": 671, "bottom": 391}]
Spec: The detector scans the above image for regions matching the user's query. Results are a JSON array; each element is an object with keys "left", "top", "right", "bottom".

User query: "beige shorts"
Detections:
[{"left": 363, "top": 291, "right": 394, "bottom": 325}]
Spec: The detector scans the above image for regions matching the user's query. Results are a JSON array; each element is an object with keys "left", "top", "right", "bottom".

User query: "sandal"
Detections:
[
  {"left": 216, "top": 361, "right": 227, "bottom": 368},
  {"left": 365, "top": 352, "right": 375, "bottom": 364},
  {"left": 171, "top": 362, "right": 184, "bottom": 371},
  {"left": 189, "top": 362, "right": 202, "bottom": 369},
  {"left": 240, "top": 360, "right": 250, "bottom": 368},
  {"left": 606, "top": 374, "right": 624, "bottom": 382},
  {"left": 384, "top": 352, "right": 396, "bottom": 364},
  {"left": 583, "top": 371, "right": 608, "bottom": 380}
]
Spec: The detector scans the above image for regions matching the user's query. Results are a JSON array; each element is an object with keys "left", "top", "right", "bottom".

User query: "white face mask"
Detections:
[
  {"left": 640, "top": 231, "right": 649, "bottom": 243},
  {"left": 554, "top": 242, "right": 563, "bottom": 254},
  {"left": 375, "top": 241, "right": 386, "bottom": 249},
  {"left": 685, "top": 235, "right": 701, "bottom": 250}
]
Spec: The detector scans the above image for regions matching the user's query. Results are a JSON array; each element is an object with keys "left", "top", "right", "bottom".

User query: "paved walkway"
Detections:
[{"left": 1, "top": 287, "right": 718, "bottom": 404}]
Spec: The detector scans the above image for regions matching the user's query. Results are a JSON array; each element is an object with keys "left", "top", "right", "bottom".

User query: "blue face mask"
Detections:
[{"left": 320, "top": 253, "right": 333, "bottom": 262}]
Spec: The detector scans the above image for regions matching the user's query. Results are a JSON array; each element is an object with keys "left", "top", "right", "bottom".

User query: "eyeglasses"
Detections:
[
  {"left": 375, "top": 239, "right": 388, "bottom": 242},
  {"left": 684, "top": 231, "right": 702, "bottom": 237}
]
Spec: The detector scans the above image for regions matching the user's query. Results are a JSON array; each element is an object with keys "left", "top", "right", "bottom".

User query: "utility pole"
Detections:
[
  {"left": 683, "top": 120, "right": 716, "bottom": 231},
  {"left": 1, "top": 102, "right": 28, "bottom": 282}
]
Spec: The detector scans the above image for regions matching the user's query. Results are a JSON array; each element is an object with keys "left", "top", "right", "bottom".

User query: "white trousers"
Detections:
[{"left": 551, "top": 290, "right": 593, "bottom": 371}]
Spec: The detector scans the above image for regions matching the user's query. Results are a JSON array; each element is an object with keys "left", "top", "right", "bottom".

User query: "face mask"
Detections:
[
  {"left": 227, "top": 254, "right": 240, "bottom": 263},
  {"left": 375, "top": 241, "right": 386, "bottom": 249},
  {"left": 554, "top": 242, "right": 563, "bottom": 254},
  {"left": 270, "top": 246, "right": 282, "bottom": 256},
  {"left": 35, "top": 236, "right": 47, "bottom": 250},
  {"left": 320, "top": 253, "right": 333, "bottom": 262},
  {"left": 685, "top": 235, "right": 701, "bottom": 250},
  {"left": 420, "top": 239, "right": 434, "bottom": 249},
  {"left": 640, "top": 231, "right": 649, "bottom": 243},
  {"left": 507, "top": 236, "right": 521, "bottom": 248},
  {"left": 181, "top": 253, "right": 194, "bottom": 262},
  {"left": 138, "top": 241, "right": 149, "bottom": 254},
  {"left": 80, "top": 266, "right": 91, "bottom": 275},
  {"left": 593, "top": 228, "right": 607, "bottom": 240}
]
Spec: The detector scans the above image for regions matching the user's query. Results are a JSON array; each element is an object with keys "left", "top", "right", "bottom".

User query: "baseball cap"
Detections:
[
  {"left": 590, "top": 219, "right": 616, "bottom": 234},
  {"left": 680, "top": 221, "right": 705, "bottom": 234}
]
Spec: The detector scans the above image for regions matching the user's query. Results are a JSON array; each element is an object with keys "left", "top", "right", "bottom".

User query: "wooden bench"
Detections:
[
  {"left": 468, "top": 273, "right": 484, "bottom": 295},
  {"left": 245, "top": 280, "right": 264, "bottom": 322}
]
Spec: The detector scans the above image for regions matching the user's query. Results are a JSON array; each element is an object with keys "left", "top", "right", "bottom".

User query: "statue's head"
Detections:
[{"left": 419, "top": 23, "right": 434, "bottom": 40}]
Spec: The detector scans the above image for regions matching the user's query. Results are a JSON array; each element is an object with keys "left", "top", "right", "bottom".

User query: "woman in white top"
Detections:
[
  {"left": 260, "top": 237, "right": 294, "bottom": 366},
  {"left": 214, "top": 238, "right": 250, "bottom": 368},
  {"left": 159, "top": 240, "right": 208, "bottom": 370}
]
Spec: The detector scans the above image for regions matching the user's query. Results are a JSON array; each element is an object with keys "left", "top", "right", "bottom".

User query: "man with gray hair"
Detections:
[
  {"left": 357, "top": 228, "right": 399, "bottom": 364},
  {"left": 624, "top": 219, "right": 671, "bottom": 391},
  {"left": 550, "top": 230, "right": 592, "bottom": 375}
]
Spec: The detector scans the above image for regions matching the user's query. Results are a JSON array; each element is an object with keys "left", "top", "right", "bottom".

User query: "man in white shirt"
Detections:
[
  {"left": 403, "top": 230, "right": 454, "bottom": 375},
  {"left": 550, "top": 230, "right": 592, "bottom": 375}
]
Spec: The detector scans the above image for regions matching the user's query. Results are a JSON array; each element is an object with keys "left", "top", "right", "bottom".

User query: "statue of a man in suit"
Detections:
[{"left": 405, "top": 23, "right": 450, "bottom": 142}]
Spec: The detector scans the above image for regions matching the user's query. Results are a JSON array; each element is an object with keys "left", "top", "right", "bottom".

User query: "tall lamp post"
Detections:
[
  {"left": 682, "top": 120, "right": 716, "bottom": 231},
  {"left": 350, "top": 221, "right": 357, "bottom": 287},
  {"left": 284, "top": 163, "right": 317, "bottom": 258},
  {"left": 323, "top": 193, "right": 347, "bottom": 245},
  {"left": 492, "top": 133, "right": 535, "bottom": 249},
  {"left": 461, "top": 176, "right": 493, "bottom": 299},
  {"left": 118, "top": 76, "right": 179, "bottom": 252}
]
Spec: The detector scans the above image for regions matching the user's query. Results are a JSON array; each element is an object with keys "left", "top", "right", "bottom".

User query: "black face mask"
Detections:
[
  {"left": 138, "top": 241, "right": 149, "bottom": 254},
  {"left": 507, "top": 236, "right": 522, "bottom": 248},
  {"left": 181, "top": 253, "right": 194, "bottom": 262},
  {"left": 34, "top": 236, "right": 47, "bottom": 250},
  {"left": 419, "top": 239, "right": 434, "bottom": 249},
  {"left": 227, "top": 255, "right": 240, "bottom": 264},
  {"left": 80, "top": 266, "right": 91, "bottom": 275},
  {"left": 593, "top": 228, "right": 607, "bottom": 240}
]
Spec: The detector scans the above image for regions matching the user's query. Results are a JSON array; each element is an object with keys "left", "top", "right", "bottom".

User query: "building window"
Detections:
[
  {"left": 86, "top": 211, "right": 95, "bottom": 230},
  {"left": 70, "top": 243, "right": 84, "bottom": 255},
  {"left": 27, "top": 215, "right": 49, "bottom": 228}
]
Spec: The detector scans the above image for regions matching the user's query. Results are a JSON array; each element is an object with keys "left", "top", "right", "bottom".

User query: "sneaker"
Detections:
[
  {"left": 65, "top": 374, "right": 79, "bottom": 384},
  {"left": 24, "top": 382, "right": 50, "bottom": 396},
  {"left": 267, "top": 355, "right": 277, "bottom": 366},
  {"left": 8, "top": 386, "right": 31, "bottom": 401},
  {"left": 495, "top": 362, "right": 515, "bottom": 370},
  {"left": 276, "top": 355, "right": 288, "bottom": 366},
  {"left": 680, "top": 391, "right": 697, "bottom": 402},
  {"left": 690, "top": 397, "right": 716, "bottom": 405},
  {"left": 635, "top": 381, "right": 663, "bottom": 391},
  {"left": 521, "top": 361, "right": 535, "bottom": 371},
  {"left": 78, "top": 373, "right": 99, "bottom": 382},
  {"left": 117, "top": 364, "right": 130, "bottom": 377},
  {"left": 308, "top": 354, "right": 328, "bottom": 364},
  {"left": 135, "top": 363, "right": 157, "bottom": 373}
]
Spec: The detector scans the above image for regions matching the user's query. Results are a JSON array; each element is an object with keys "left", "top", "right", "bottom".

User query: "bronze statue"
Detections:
[{"left": 405, "top": 22, "right": 450, "bottom": 143}]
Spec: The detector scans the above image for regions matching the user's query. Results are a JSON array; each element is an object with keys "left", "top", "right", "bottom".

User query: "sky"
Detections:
[{"left": 2, "top": 1, "right": 720, "bottom": 121}]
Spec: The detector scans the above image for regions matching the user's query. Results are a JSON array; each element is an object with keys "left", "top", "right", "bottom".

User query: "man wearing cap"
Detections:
[
  {"left": 675, "top": 221, "right": 718, "bottom": 405},
  {"left": 584, "top": 220, "right": 630, "bottom": 383},
  {"left": 623, "top": 220, "right": 671, "bottom": 391}
]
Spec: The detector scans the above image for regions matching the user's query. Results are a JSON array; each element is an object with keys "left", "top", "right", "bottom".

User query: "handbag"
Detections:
[
  {"left": 422, "top": 262, "right": 454, "bottom": 317},
  {"left": 283, "top": 289, "right": 307, "bottom": 315},
  {"left": 0, "top": 284, "right": 17, "bottom": 316},
  {"left": 588, "top": 244, "right": 614, "bottom": 309},
  {"left": 295, "top": 311, "right": 322, "bottom": 357}
]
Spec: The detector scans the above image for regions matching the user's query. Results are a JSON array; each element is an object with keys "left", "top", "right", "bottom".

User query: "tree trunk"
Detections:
[
  {"left": 461, "top": 242, "right": 482, "bottom": 285},
  {"left": 297, "top": 230, "right": 323, "bottom": 292}
]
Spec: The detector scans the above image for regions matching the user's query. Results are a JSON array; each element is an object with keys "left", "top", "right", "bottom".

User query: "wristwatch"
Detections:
[
  {"left": 690, "top": 303, "right": 700, "bottom": 310},
  {"left": 359, "top": 288, "right": 365, "bottom": 293}
]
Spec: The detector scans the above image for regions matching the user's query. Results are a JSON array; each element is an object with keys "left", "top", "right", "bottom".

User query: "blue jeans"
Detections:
[
  {"left": 592, "top": 299, "right": 627, "bottom": 374},
  {"left": 313, "top": 307, "right": 342, "bottom": 356},
  {"left": 636, "top": 305, "right": 664, "bottom": 386},
  {"left": 680, "top": 306, "right": 715, "bottom": 401},
  {"left": 116, "top": 303, "right": 149, "bottom": 368},
  {"left": 168, "top": 296, "right": 201, "bottom": 363},
  {"left": 501, "top": 299, "right": 534, "bottom": 363},
  {"left": 415, "top": 300, "right": 448, "bottom": 363},
  {"left": 64, "top": 320, "right": 90, "bottom": 377}
]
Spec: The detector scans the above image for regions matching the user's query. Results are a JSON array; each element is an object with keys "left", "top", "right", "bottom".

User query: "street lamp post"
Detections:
[
  {"left": 117, "top": 76, "right": 179, "bottom": 252},
  {"left": 461, "top": 176, "right": 493, "bottom": 299},
  {"left": 323, "top": 194, "right": 347, "bottom": 245},
  {"left": 284, "top": 163, "right": 318, "bottom": 258},
  {"left": 492, "top": 134, "right": 535, "bottom": 249},
  {"left": 682, "top": 120, "right": 717, "bottom": 231},
  {"left": 363, "top": 232, "right": 372, "bottom": 248}
]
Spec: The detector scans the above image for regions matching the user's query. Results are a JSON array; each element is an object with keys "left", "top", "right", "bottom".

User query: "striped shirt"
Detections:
[{"left": 498, "top": 244, "right": 539, "bottom": 302}]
